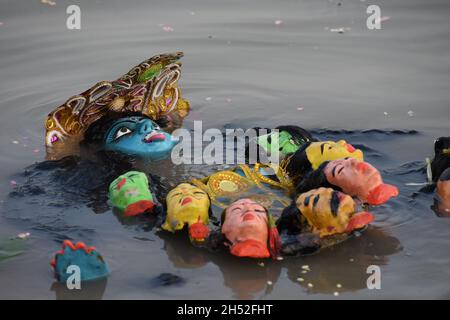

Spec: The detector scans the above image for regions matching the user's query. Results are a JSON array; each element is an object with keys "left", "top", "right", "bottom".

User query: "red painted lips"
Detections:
[
  {"left": 243, "top": 213, "right": 256, "bottom": 221},
  {"left": 144, "top": 132, "right": 166, "bottom": 143},
  {"left": 181, "top": 197, "right": 192, "bottom": 206}
]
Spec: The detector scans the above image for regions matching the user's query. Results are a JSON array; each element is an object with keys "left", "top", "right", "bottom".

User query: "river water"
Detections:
[{"left": 0, "top": 0, "right": 449, "bottom": 299}]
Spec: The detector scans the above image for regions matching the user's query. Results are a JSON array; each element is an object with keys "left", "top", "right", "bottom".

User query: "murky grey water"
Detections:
[{"left": 0, "top": 0, "right": 449, "bottom": 299}]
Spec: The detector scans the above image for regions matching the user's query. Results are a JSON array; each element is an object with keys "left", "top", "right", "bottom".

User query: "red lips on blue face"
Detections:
[{"left": 144, "top": 132, "right": 166, "bottom": 143}]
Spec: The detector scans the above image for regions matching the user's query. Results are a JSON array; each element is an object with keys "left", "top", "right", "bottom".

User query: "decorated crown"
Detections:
[{"left": 44, "top": 52, "right": 190, "bottom": 157}]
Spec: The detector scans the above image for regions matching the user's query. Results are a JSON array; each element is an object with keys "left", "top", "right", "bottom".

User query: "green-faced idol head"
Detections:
[{"left": 108, "top": 171, "right": 155, "bottom": 217}]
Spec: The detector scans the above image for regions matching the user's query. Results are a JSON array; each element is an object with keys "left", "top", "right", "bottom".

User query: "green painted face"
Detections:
[
  {"left": 108, "top": 171, "right": 155, "bottom": 217},
  {"left": 257, "top": 131, "right": 303, "bottom": 157}
]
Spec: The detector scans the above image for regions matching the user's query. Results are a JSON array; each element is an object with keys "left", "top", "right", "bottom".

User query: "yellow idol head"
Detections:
[
  {"left": 163, "top": 183, "right": 210, "bottom": 233},
  {"left": 305, "top": 140, "right": 363, "bottom": 170},
  {"left": 296, "top": 187, "right": 372, "bottom": 237}
]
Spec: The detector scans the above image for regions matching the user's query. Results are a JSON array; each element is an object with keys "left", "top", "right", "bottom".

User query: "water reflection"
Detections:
[
  {"left": 112, "top": 207, "right": 162, "bottom": 231},
  {"left": 284, "top": 228, "right": 402, "bottom": 294},
  {"left": 159, "top": 230, "right": 281, "bottom": 299},
  {"left": 51, "top": 278, "right": 108, "bottom": 300},
  {"left": 159, "top": 227, "right": 401, "bottom": 297}
]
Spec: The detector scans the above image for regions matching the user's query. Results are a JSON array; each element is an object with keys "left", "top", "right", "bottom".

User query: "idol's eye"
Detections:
[
  {"left": 231, "top": 206, "right": 243, "bottom": 212},
  {"left": 114, "top": 127, "right": 132, "bottom": 140},
  {"left": 154, "top": 124, "right": 160, "bottom": 131},
  {"left": 194, "top": 191, "right": 206, "bottom": 196},
  {"left": 170, "top": 192, "right": 182, "bottom": 198}
]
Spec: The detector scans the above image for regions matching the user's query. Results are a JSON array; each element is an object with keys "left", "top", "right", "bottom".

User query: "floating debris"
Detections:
[
  {"left": 267, "top": 281, "right": 273, "bottom": 286},
  {"left": 226, "top": 98, "right": 232, "bottom": 103},
  {"left": 12, "top": 140, "right": 19, "bottom": 145},
  {"left": 377, "top": 16, "right": 391, "bottom": 23},
  {"left": 162, "top": 25, "right": 174, "bottom": 32},
  {"left": 17, "top": 232, "right": 31, "bottom": 239},
  {"left": 307, "top": 283, "right": 314, "bottom": 288},
  {"left": 383, "top": 112, "right": 389, "bottom": 116},
  {"left": 276, "top": 256, "right": 284, "bottom": 261},
  {"left": 0, "top": 22, "right": 4, "bottom": 27},
  {"left": 405, "top": 182, "right": 428, "bottom": 186},
  {"left": 33, "top": 149, "right": 40, "bottom": 153},
  {"left": 301, "top": 265, "right": 310, "bottom": 271},
  {"left": 330, "top": 27, "right": 347, "bottom": 34},
  {"left": 336, "top": 283, "right": 342, "bottom": 288},
  {"left": 408, "top": 110, "right": 414, "bottom": 117},
  {"left": 301, "top": 270, "right": 308, "bottom": 274},
  {"left": 41, "top": 0, "right": 56, "bottom": 6},
  {"left": 349, "top": 258, "right": 354, "bottom": 262},
  {"left": 10, "top": 180, "right": 17, "bottom": 186},
  {"left": 296, "top": 277, "right": 304, "bottom": 282},
  {"left": 257, "top": 262, "right": 265, "bottom": 267},
  {"left": 274, "top": 20, "right": 283, "bottom": 26},
  {"left": 205, "top": 97, "right": 212, "bottom": 102},
  {"left": 189, "top": 11, "right": 195, "bottom": 16},
  {"left": 334, "top": 291, "right": 339, "bottom": 296},
  {"left": 151, "top": 273, "right": 185, "bottom": 287},
  {"left": 297, "top": 107, "right": 304, "bottom": 111}
]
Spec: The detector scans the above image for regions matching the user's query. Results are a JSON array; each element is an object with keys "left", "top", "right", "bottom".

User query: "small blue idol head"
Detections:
[
  {"left": 104, "top": 116, "right": 175, "bottom": 160},
  {"left": 54, "top": 243, "right": 109, "bottom": 282}
]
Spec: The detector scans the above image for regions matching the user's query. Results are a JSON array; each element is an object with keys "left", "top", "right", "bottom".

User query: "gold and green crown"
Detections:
[{"left": 44, "top": 52, "right": 190, "bottom": 156}]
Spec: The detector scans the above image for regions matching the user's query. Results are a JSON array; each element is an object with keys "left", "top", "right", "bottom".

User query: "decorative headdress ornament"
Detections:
[{"left": 45, "top": 52, "right": 190, "bottom": 155}]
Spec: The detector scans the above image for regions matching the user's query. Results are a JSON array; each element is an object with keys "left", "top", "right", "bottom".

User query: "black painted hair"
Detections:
[
  {"left": 276, "top": 201, "right": 303, "bottom": 235},
  {"left": 82, "top": 111, "right": 167, "bottom": 145},
  {"left": 284, "top": 142, "right": 313, "bottom": 186},
  {"left": 431, "top": 136, "right": 450, "bottom": 181},
  {"left": 295, "top": 161, "right": 336, "bottom": 195},
  {"left": 438, "top": 167, "right": 450, "bottom": 182},
  {"left": 244, "top": 125, "right": 316, "bottom": 164},
  {"left": 275, "top": 125, "right": 316, "bottom": 145},
  {"left": 83, "top": 112, "right": 122, "bottom": 144}
]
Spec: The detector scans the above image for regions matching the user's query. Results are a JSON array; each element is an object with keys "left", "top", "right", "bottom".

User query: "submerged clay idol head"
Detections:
[
  {"left": 51, "top": 240, "right": 109, "bottom": 282},
  {"left": 433, "top": 168, "right": 450, "bottom": 217},
  {"left": 45, "top": 52, "right": 190, "bottom": 161},
  {"left": 295, "top": 188, "right": 373, "bottom": 238},
  {"left": 221, "top": 198, "right": 280, "bottom": 259},
  {"left": 322, "top": 159, "right": 399, "bottom": 205},
  {"left": 305, "top": 140, "right": 363, "bottom": 170},
  {"left": 103, "top": 116, "right": 175, "bottom": 160},
  {"left": 108, "top": 171, "right": 155, "bottom": 217},
  {"left": 431, "top": 137, "right": 450, "bottom": 181},
  {"left": 163, "top": 183, "right": 211, "bottom": 242},
  {"left": 286, "top": 140, "right": 364, "bottom": 185},
  {"left": 256, "top": 126, "right": 314, "bottom": 157}
]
